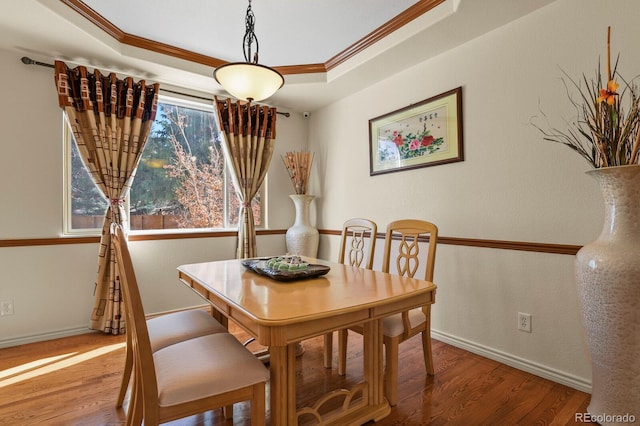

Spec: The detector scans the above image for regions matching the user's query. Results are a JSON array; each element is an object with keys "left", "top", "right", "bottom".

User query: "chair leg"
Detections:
[
  {"left": 323, "top": 332, "right": 333, "bottom": 368},
  {"left": 337, "top": 329, "right": 348, "bottom": 376},
  {"left": 251, "top": 382, "right": 266, "bottom": 426},
  {"left": 251, "top": 383, "right": 267, "bottom": 426},
  {"left": 116, "top": 335, "right": 133, "bottom": 408},
  {"left": 422, "top": 306, "right": 434, "bottom": 375},
  {"left": 422, "top": 329, "right": 434, "bottom": 375},
  {"left": 384, "top": 337, "right": 400, "bottom": 406}
]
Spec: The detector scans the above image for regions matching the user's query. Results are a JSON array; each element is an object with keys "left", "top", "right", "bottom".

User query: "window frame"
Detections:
[{"left": 62, "top": 94, "right": 266, "bottom": 236}]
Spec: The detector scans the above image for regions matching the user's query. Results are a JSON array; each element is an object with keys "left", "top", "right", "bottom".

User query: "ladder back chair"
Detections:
[
  {"left": 324, "top": 218, "right": 377, "bottom": 371},
  {"left": 338, "top": 219, "right": 437, "bottom": 406},
  {"left": 112, "top": 224, "right": 269, "bottom": 425}
]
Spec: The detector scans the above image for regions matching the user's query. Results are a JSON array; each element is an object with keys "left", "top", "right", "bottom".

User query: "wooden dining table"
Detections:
[{"left": 177, "top": 257, "right": 436, "bottom": 425}]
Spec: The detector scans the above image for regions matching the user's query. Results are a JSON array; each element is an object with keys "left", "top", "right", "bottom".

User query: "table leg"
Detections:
[
  {"left": 269, "top": 343, "right": 298, "bottom": 425},
  {"left": 363, "top": 319, "right": 385, "bottom": 406}
]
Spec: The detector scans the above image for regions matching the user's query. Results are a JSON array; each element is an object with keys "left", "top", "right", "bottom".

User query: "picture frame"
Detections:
[{"left": 369, "top": 87, "right": 463, "bottom": 175}]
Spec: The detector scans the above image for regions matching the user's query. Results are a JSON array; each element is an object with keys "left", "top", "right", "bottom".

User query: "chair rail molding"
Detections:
[{"left": 0, "top": 229, "right": 581, "bottom": 255}]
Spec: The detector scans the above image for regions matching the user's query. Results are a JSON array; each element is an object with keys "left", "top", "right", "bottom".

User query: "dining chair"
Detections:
[
  {"left": 338, "top": 219, "right": 437, "bottom": 406},
  {"left": 114, "top": 231, "right": 229, "bottom": 408},
  {"left": 116, "top": 304, "right": 228, "bottom": 408},
  {"left": 324, "top": 218, "right": 377, "bottom": 371},
  {"left": 112, "top": 224, "right": 269, "bottom": 425}
]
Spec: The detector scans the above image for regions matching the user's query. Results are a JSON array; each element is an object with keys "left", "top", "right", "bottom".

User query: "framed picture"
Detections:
[{"left": 369, "top": 87, "right": 463, "bottom": 175}]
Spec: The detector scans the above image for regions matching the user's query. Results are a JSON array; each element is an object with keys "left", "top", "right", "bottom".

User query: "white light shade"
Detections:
[{"left": 214, "top": 62, "right": 284, "bottom": 102}]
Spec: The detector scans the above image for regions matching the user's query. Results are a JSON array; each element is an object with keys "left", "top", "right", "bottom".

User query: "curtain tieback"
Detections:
[
  {"left": 242, "top": 201, "right": 251, "bottom": 208},
  {"left": 110, "top": 198, "right": 125, "bottom": 206}
]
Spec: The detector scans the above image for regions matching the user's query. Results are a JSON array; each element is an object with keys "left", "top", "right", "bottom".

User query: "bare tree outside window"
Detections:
[
  {"left": 163, "top": 105, "right": 226, "bottom": 228},
  {"left": 66, "top": 98, "right": 263, "bottom": 233}
]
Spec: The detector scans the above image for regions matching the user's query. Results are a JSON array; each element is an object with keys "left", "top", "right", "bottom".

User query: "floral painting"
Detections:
[{"left": 369, "top": 87, "right": 463, "bottom": 175}]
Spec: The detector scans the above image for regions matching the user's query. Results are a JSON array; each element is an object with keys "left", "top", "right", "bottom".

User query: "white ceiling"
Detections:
[
  {"left": 82, "top": 0, "right": 423, "bottom": 67},
  {"left": 0, "top": 0, "right": 557, "bottom": 112}
]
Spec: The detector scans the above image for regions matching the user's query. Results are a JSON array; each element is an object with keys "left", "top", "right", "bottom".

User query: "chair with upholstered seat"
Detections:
[
  {"left": 338, "top": 219, "right": 437, "bottom": 406},
  {"left": 112, "top": 224, "right": 269, "bottom": 425},
  {"left": 116, "top": 308, "right": 228, "bottom": 408},
  {"left": 324, "top": 218, "right": 377, "bottom": 371}
]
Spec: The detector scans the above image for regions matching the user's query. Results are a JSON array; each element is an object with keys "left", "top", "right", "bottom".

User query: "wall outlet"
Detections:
[
  {"left": 0, "top": 300, "right": 14, "bottom": 316},
  {"left": 518, "top": 312, "right": 531, "bottom": 333}
]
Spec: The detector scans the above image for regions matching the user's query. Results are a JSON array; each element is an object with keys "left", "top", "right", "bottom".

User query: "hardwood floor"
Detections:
[{"left": 0, "top": 324, "right": 593, "bottom": 425}]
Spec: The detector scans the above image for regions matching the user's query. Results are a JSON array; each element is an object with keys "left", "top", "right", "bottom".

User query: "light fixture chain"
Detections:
[
  {"left": 243, "top": 0, "right": 259, "bottom": 63},
  {"left": 213, "top": 0, "right": 284, "bottom": 102}
]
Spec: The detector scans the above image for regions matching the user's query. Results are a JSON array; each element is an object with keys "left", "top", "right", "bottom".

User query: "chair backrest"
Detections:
[
  {"left": 338, "top": 218, "right": 378, "bottom": 269},
  {"left": 112, "top": 224, "right": 160, "bottom": 408},
  {"left": 381, "top": 219, "right": 437, "bottom": 282}
]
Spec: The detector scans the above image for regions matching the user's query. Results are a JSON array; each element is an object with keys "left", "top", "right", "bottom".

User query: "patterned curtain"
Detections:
[
  {"left": 214, "top": 97, "right": 277, "bottom": 259},
  {"left": 54, "top": 61, "right": 160, "bottom": 334}
]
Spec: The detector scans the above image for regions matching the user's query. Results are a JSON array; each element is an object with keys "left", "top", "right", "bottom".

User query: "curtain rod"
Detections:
[{"left": 21, "top": 56, "right": 290, "bottom": 117}]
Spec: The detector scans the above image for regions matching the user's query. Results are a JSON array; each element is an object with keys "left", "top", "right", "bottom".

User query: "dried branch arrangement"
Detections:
[
  {"left": 532, "top": 26, "right": 640, "bottom": 168},
  {"left": 282, "top": 150, "right": 314, "bottom": 194}
]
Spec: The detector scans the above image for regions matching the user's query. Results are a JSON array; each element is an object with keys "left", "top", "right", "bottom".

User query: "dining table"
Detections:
[{"left": 177, "top": 257, "right": 436, "bottom": 425}]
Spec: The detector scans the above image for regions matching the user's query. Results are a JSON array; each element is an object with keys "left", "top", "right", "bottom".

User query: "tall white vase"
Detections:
[
  {"left": 575, "top": 165, "right": 640, "bottom": 424},
  {"left": 285, "top": 194, "right": 319, "bottom": 258}
]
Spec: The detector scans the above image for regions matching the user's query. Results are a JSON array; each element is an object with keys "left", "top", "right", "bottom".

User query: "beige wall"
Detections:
[{"left": 309, "top": 0, "right": 640, "bottom": 391}]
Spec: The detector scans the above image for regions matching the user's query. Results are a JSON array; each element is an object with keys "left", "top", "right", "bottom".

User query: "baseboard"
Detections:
[
  {"left": 0, "top": 304, "right": 212, "bottom": 349},
  {"left": 0, "top": 326, "right": 98, "bottom": 349},
  {"left": 431, "top": 330, "right": 592, "bottom": 394},
  {"left": 0, "top": 312, "right": 591, "bottom": 395}
]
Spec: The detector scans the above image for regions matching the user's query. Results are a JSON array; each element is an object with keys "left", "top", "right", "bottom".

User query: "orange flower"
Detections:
[{"left": 598, "top": 79, "right": 619, "bottom": 105}]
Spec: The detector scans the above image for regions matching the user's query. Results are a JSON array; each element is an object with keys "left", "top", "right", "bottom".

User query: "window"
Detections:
[{"left": 64, "top": 96, "right": 262, "bottom": 234}]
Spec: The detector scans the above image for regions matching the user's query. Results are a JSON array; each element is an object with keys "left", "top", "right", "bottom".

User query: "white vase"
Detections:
[
  {"left": 285, "top": 194, "right": 319, "bottom": 258},
  {"left": 575, "top": 165, "right": 640, "bottom": 424}
]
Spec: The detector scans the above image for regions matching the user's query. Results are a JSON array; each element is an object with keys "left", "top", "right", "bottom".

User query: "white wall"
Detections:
[
  {"left": 0, "top": 48, "right": 305, "bottom": 345},
  {"left": 309, "top": 0, "right": 640, "bottom": 391}
]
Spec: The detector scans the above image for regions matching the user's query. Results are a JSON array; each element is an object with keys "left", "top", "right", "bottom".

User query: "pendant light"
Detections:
[{"left": 213, "top": 0, "right": 284, "bottom": 102}]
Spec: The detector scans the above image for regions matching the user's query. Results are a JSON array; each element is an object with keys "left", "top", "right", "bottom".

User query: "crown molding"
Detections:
[
  {"left": 59, "top": 0, "right": 444, "bottom": 76},
  {"left": 324, "top": 0, "right": 445, "bottom": 71}
]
